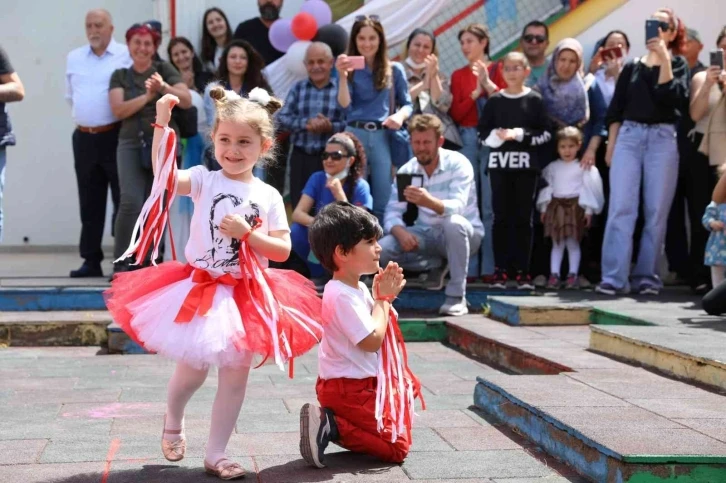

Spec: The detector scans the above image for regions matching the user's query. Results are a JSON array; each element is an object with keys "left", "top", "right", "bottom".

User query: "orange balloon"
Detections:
[{"left": 291, "top": 12, "right": 318, "bottom": 41}]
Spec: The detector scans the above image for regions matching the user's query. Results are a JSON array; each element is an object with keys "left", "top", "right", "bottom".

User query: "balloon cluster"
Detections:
[{"left": 268, "top": 0, "right": 348, "bottom": 76}]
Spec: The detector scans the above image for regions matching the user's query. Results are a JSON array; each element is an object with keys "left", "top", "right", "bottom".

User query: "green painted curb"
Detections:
[
  {"left": 590, "top": 308, "right": 655, "bottom": 326},
  {"left": 627, "top": 465, "right": 726, "bottom": 482},
  {"left": 398, "top": 319, "right": 448, "bottom": 342},
  {"left": 622, "top": 455, "right": 726, "bottom": 464}
]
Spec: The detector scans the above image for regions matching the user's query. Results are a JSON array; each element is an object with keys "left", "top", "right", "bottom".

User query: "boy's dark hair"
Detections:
[
  {"left": 521, "top": 20, "right": 549, "bottom": 40},
  {"left": 309, "top": 202, "right": 383, "bottom": 273}
]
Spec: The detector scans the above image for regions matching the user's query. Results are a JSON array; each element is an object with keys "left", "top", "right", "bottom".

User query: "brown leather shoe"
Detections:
[
  {"left": 204, "top": 458, "right": 247, "bottom": 480},
  {"left": 161, "top": 414, "right": 186, "bottom": 462}
]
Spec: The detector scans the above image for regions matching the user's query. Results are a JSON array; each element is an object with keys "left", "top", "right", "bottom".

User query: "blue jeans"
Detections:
[
  {"left": 347, "top": 127, "right": 392, "bottom": 221},
  {"left": 0, "top": 147, "right": 5, "bottom": 242},
  {"left": 459, "top": 127, "right": 494, "bottom": 276},
  {"left": 601, "top": 121, "right": 679, "bottom": 290},
  {"left": 291, "top": 222, "right": 325, "bottom": 278}
]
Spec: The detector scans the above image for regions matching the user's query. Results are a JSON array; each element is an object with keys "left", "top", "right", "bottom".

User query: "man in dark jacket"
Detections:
[{"left": 0, "top": 45, "right": 26, "bottom": 242}]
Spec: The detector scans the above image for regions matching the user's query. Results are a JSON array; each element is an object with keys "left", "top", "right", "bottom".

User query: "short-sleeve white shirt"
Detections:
[
  {"left": 184, "top": 166, "right": 289, "bottom": 276},
  {"left": 318, "top": 280, "right": 379, "bottom": 380}
]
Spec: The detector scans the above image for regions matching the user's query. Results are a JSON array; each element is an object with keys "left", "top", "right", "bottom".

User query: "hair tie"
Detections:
[{"left": 248, "top": 87, "right": 271, "bottom": 107}]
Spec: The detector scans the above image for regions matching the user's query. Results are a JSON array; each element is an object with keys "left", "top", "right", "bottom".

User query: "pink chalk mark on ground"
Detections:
[{"left": 61, "top": 402, "right": 160, "bottom": 419}]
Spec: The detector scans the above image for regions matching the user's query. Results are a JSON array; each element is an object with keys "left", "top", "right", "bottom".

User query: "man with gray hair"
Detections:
[
  {"left": 278, "top": 41, "right": 346, "bottom": 208},
  {"left": 65, "top": 9, "right": 131, "bottom": 278}
]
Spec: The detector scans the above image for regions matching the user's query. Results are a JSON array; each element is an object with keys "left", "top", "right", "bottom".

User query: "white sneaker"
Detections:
[{"left": 439, "top": 300, "right": 469, "bottom": 316}]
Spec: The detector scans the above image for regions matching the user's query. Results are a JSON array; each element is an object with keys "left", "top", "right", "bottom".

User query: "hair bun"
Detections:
[
  {"left": 262, "top": 97, "right": 283, "bottom": 117},
  {"left": 208, "top": 85, "right": 227, "bottom": 103}
]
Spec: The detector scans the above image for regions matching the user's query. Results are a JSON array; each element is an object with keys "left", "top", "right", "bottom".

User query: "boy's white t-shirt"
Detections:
[
  {"left": 318, "top": 280, "right": 379, "bottom": 380},
  {"left": 183, "top": 165, "right": 289, "bottom": 277}
]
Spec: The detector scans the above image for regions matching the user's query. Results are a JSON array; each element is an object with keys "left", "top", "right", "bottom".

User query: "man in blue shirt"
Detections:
[{"left": 278, "top": 42, "right": 346, "bottom": 208}]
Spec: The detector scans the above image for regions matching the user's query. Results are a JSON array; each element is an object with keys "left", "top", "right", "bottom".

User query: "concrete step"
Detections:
[
  {"left": 474, "top": 373, "right": 726, "bottom": 482},
  {"left": 0, "top": 311, "right": 111, "bottom": 346},
  {"left": 488, "top": 295, "right": 591, "bottom": 326},
  {"left": 107, "top": 317, "right": 451, "bottom": 355},
  {"left": 0, "top": 287, "right": 108, "bottom": 311},
  {"left": 0, "top": 284, "right": 522, "bottom": 312},
  {"left": 590, "top": 325, "right": 726, "bottom": 392},
  {"left": 450, "top": 319, "right": 726, "bottom": 482}
]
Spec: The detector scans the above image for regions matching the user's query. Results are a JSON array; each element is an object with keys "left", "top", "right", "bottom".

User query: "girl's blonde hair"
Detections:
[{"left": 208, "top": 85, "right": 283, "bottom": 164}]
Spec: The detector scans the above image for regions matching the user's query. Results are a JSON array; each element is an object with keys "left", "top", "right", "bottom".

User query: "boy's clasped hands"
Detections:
[{"left": 373, "top": 262, "right": 406, "bottom": 301}]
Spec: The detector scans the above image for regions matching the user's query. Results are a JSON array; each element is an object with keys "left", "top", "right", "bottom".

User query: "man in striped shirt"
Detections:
[
  {"left": 380, "top": 114, "right": 484, "bottom": 316},
  {"left": 278, "top": 42, "right": 346, "bottom": 208}
]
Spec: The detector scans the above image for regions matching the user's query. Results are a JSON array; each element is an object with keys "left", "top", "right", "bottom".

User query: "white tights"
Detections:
[
  {"left": 550, "top": 237, "right": 581, "bottom": 276},
  {"left": 165, "top": 361, "right": 250, "bottom": 464}
]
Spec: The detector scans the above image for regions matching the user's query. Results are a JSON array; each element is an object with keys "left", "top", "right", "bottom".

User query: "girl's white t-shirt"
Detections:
[
  {"left": 183, "top": 165, "right": 289, "bottom": 277},
  {"left": 318, "top": 280, "right": 379, "bottom": 380}
]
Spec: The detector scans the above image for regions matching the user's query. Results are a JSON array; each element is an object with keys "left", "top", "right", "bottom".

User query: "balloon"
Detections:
[
  {"left": 285, "top": 40, "right": 312, "bottom": 78},
  {"left": 291, "top": 12, "right": 318, "bottom": 41},
  {"left": 313, "top": 23, "right": 349, "bottom": 57},
  {"left": 268, "top": 19, "right": 296, "bottom": 53},
  {"left": 300, "top": 0, "right": 332, "bottom": 27}
]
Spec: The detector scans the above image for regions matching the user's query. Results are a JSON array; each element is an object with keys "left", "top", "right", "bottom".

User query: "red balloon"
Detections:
[{"left": 291, "top": 12, "right": 318, "bottom": 41}]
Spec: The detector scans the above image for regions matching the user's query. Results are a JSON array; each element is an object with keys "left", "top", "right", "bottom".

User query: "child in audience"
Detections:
[
  {"left": 537, "top": 127, "right": 604, "bottom": 289},
  {"left": 478, "top": 52, "right": 552, "bottom": 289},
  {"left": 300, "top": 201, "right": 423, "bottom": 467},
  {"left": 702, "top": 165, "right": 726, "bottom": 287}
]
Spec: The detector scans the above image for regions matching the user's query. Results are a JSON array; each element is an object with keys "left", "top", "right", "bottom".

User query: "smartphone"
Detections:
[
  {"left": 600, "top": 46, "right": 623, "bottom": 61},
  {"left": 645, "top": 19, "right": 660, "bottom": 42},
  {"left": 396, "top": 174, "right": 424, "bottom": 202},
  {"left": 348, "top": 56, "right": 365, "bottom": 70},
  {"left": 711, "top": 49, "right": 725, "bottom": 70}
]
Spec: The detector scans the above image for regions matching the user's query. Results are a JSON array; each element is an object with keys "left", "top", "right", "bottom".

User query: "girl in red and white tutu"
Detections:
[{"left": 105, "top": 86, "right": 323, "bottom": 480}]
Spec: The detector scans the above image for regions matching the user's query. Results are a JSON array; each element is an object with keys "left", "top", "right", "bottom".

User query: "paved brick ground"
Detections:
[{"left": 0, "top": 344, "right": 586, "bottom": 482}]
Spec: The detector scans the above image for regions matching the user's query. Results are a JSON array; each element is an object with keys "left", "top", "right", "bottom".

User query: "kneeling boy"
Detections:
[{"left": 301, "top": 201, "right": 417, "bottom": 467}]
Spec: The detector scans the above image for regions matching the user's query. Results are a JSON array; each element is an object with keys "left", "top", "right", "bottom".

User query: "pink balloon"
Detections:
[
  {"left": 268, "top": 19, "right": 297, "bottom": 53},
  {"left": 300, "top": 0, "right": 333, "bottom": 27}
]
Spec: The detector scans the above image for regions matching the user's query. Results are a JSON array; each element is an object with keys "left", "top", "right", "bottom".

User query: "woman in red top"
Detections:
[{"left": 449, "top": 23, "right": 499, "bottom": 282}]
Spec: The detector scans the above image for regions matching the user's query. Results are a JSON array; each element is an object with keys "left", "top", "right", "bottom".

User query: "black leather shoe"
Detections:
[{"left": 70, "top": 263, "right": 104, "bottom": 278}]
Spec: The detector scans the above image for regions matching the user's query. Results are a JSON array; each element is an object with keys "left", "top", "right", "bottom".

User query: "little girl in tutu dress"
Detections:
[
  {"left": 537, "top": 127, "right": 604, "bottom": 289},
  {"left": 105, "top": 87, "right": 323, "bottom": 480}
]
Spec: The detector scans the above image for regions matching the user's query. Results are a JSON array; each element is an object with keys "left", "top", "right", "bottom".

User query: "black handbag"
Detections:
[
  {"left": 126, "top": 69, "right": 154, "bottom": 170},
  {"left": 387, "top": 75, "right": 413, "bottom": 169},
  {"left": 172, "top": 105, "right": 198, "bottom": 138}
]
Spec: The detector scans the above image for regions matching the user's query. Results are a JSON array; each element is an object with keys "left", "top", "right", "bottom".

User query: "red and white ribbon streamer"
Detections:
[
  {"left": 116, "top": 126, "right": 178, "bottom": 265},
  {"left": 375, "top": 308, "right": 426, "bottom": 443}
]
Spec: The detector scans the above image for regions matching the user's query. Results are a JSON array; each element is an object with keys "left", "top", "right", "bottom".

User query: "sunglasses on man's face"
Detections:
[
  {"left": 522, "top": 34, "right": 547, "bottom": 44},
  {"left": 355, "top": 14, "right": 381, "bottom": 22},
  {"left": 321, "top": 151, "right": 349, "bottom": 161}
]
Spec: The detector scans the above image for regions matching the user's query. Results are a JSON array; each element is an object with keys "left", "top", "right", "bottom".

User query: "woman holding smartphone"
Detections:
[
  {"left": 596, "top": 8, "right": 689, "bottom": 296},
  {"left": 335, "top": 15, "right": 412, "bottom": 221}
]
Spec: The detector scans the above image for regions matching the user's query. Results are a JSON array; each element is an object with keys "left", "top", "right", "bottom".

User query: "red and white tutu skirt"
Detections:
[{"left": 105, "top": 262, "right": 323, "bottom": 371}]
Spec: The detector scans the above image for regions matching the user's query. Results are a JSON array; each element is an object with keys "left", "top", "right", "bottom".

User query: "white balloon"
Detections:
[{"left": 284, "top": 40, "right": 312, "bottom": 78}]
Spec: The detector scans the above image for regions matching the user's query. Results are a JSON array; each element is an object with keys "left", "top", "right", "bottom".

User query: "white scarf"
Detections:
[{"left": 405, "top": 56, "right": 427, "bottom": 71}]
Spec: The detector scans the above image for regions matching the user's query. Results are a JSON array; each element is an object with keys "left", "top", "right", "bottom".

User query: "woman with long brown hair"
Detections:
[
  {"left": 200, "top": 7, "right": 233, "bottom": 73},
  {"left": 203, "top": 40, "right": 271, "bottom": 128},
  {"left": 335, "top": 15, "right": 412, "bottom": 221},
  {"left": 596, "top": 7, "right": 690, "bottom": 296}
]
